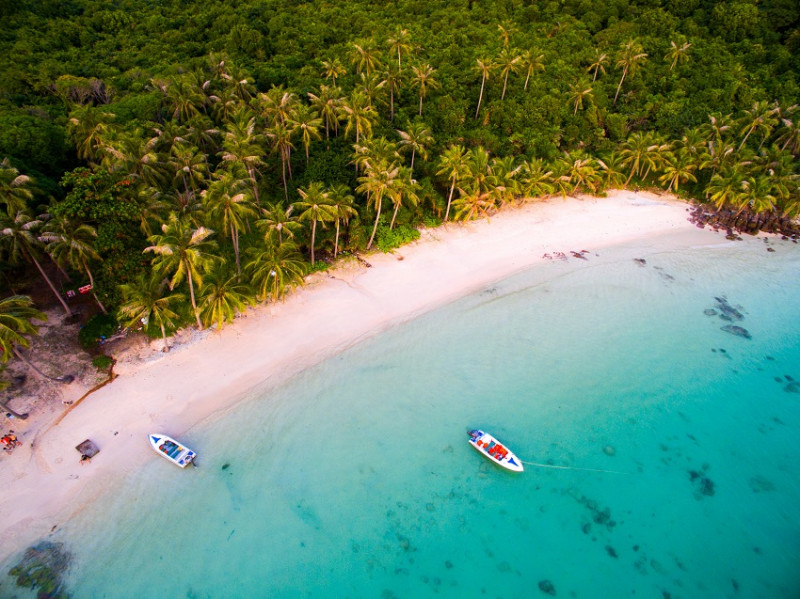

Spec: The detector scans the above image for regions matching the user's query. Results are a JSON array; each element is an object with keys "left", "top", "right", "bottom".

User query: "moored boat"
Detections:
[
  {"left": 148, "top": 433, "right": 196, "bottom": 468},
  {"left": 467, "top": 429, "right": 524, "bottom": 472}
]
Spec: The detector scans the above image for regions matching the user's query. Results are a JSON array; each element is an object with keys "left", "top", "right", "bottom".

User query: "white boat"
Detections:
[
  {"left": 468, "top": 429, "right": 524, "bottom": 472},
  {"left": 149, "top": 433, "right": 196, "bottom": 468}
]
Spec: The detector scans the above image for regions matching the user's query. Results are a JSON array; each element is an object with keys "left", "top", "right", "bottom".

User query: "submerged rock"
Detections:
[
  {"left": 689, "top": 470, "right": 716, "bottom": 497},
  {"left": 538, "top": 579, "right": 557, "bottom": 596},
  {"left": 602, "top": 445, "right": 616, "bottom": 456},
  {"left": 704, "top": 308, "right": 718, "bottom": 316},
  {"left": 714, "top": 297, "right": 745, "bottom": 321},
  {"left": 784, "top": 381, "right": 800, "bottom": 394},
  {"left": 721, "top": 325, "right": 751, "bottom": 339},
  {"left": 9, "top": 541, "right": 71, "bottom": 598}
]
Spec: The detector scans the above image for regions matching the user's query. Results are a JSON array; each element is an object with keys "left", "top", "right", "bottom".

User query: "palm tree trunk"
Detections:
[
  {"left": 445, "top": 179, "right": 456, "bottom": 221},
  {"left": 390, "top": 90, "right": 395, "bottom": 122},
  {"left": 502, "top": 72, "right": 509, "bottom": 100},
  {"left": 187, "top": 268, "right": 202, "bottom": 329},
  {"left": 0, "top": 400, "right": 27, "bottom": 419},
  {"left": 82, "top": 259, "right": 107, "bottom": 314},
  {"left": 390, "top": 200, "right": 401, "bottom": 229},
  {"left": 334, "top": 220, "right": 341, "bottom": 257},
  {"left": 738, "top": 126, "right": 755, "bottom": 151},
  {"left": 28, "top": 250, "right": 71, "bottom": 315},
  {"left": 248, "top": 166, "right": 261, "bottom": 207},
  {"left": 411, "top": 149, "right": 416, "bottom": 173},
  {"left": 613, "top": 68, "right": 628, "bottom": 105},
  {"left": 281, "top": 155, "right": 289, "bottom": 201},
  {"left": 418, "top": 93, "right": 423, "bottom": 116},
  {"left": 310, "top": 219, "right": 317, "bottom": 265},
  {"left": 524, "top": 69, "right": 531, "bottom": 90},
  {"left": 475, "top": 75, "right": 486, "bottom": 118},
  {"left": 160, "top": 322, "right": 169, "bottom": 352},
  {"left": 12, "top": 347, "right": 70, "bottom": 382},
  {"left": 231, "top": 222, "right": 241, "bottom": 277},
  {"left": 367, "top": 196, "right": 383, "bottom": 250}
]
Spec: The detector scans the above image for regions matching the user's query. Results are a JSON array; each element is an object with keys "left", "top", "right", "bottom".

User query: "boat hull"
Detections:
[
  {"left": 468, "top": 430, "right": 524, "bottom": 472},
  {"left": 149, "top": 433, "right": 196, "bottom": 468}
]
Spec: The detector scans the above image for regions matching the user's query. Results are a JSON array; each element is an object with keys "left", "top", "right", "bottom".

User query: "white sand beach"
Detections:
[{"left": 0, "top": 190, "right": 725, "bottom": 564}]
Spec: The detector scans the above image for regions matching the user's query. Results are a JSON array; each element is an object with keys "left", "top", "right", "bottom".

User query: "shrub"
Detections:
[
  {"left": 78, "top": 313, "right": 118, "bottom": 349},
  {"left": 374, "top": 224, "right": 421, "bottom": 252},
  {"left": 92, "top": 355, "right": 114, "bottom": 370}
]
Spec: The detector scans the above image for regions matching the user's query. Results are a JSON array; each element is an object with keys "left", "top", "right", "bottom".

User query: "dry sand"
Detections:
[{"left": 0, "top": 190, "right": 725, "bottom": 564}]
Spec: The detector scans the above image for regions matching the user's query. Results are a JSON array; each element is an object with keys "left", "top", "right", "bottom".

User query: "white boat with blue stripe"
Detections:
[
  {"left": 468, "top": 429, "right": 524, "bottom": 472},
  {"left": 149, "top": 433, "right": 196, "bottom": 468}
]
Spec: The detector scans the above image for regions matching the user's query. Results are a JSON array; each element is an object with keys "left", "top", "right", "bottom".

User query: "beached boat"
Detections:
[
  {"left": 148, "top": 433, "right": 196, "bottom": 468},
  {"left": 467, "top": 429, "right": 524, "bottom": 472}
]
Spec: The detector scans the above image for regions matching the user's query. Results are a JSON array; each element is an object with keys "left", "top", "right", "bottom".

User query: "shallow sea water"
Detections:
[{"left": 5, "top": 234, "right": 800, "bottom": 598}]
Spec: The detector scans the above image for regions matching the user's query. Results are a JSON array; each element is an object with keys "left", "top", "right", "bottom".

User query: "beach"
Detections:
[{"left": 0, "top": 190, "right": 724, "bottom": 565}]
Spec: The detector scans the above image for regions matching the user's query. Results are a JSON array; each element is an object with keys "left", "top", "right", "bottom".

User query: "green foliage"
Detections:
[
  {"left": 78, "top": 313, "right": 118, "bottom": 349},
  {"left": 92, "top": 354, "right": 114, "bottom": 370},
  {"left": 374, "top": 223, "right": 420, "bottom": 253}
]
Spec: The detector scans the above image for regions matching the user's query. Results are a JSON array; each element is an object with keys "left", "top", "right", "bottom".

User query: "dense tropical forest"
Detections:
[{"left": 1, "top": 0, "right": 799, "bottom": 376}]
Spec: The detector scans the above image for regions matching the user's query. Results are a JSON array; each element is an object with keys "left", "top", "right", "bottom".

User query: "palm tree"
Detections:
[
  {"left": 411, "top": 63, "right": 438, "bottom": 116},
  {"left": 341, "top": 91, "right": 377, "bottom": 144},
  {"left": 169, "top": 142, "right": 208, "bottom": 202},
  {"left": 321, "top": 57, "right": 347, "bottom": 88},
  {"left": 496, "top": 48, "right": 521, "bottom": 100},
  {"left": 388, "top": 167, "right": 420, "bottom": 229},
  {"left": 0, "top": 295, "right": 68, "bottom": 383},
  {"left": 293, "top": 182, "right": 336, "bottom": 265},
  {"left": 245, "top": 240, "right": 307, "bottom": 301},
  {"left": 327, "top": 184, "right": 357, "bottom": 257},
  {"left": 707, "top": 166, "right": 747, "bottom": 209},
  {"left": 0, "top": 209, "right": 71, "bottom": 315},
  {"left": 397, "top": 122, "right": 434, "bottom": 175},
  {"left": 0, "top": 159, "right": 34, "bottom": 214},
  {"left": 587, "top": 49, "right": 609, "bottom": 82},
  {"left": 203, "top": 164, "right": 256, "bottom": 277},
  {"left": 520, "top": 49, "right": 545, "bottom": 91},
  {"left": 164, "top": 73, "right": 208, "bottom": 122},
  {"left": 256, "top": 203, "right": 302, "bottom": 245},
  {"left": 265, "top": 121, "right": 296, "bottom": 201},
  {"left": 436, "top": 144, "right": 469, "bottom": 221},
  {"left": 659, "top": 151, "right": 697, "bottom": 192},
  {"left": 358, "top": 162, "right": 400, "bottom": 250},
  {"left": 220, "top": 109, "right": 266, "bottom": 206},
  {"left": 776, "top": 106, "right": 800, "bottom": 155},
  {"left": 567, "top": 80, "right": 594, "bottom": 115},
  {"left": 358, "top": 71, "right": 387, "bottom": 109},
  {"left": 737, "top": 101, "right": 780, "bottom": 151},
  {"left": 387, "top": 28, "right": 413, "bottom": 71},
  {"left": 596, "top": 153, "right": 626, "bottom": 189},
  {"left": 351, "top": 41, "right": 383, "bottom": 76},
  {"left": 614, "top": 40, "right": 648, "bottom": 105},
  {"left": 619, "top": 132, "right": 652, "bottom": 185},
  {"left": 562, "top": 152, "right": 603, "bottom": 194},
  {"left": 739, "top": 175, "right": 777, "bottom": 215},
  {"left": 118, "top": 272, "right": 183, "bottom": 352},
  {"left": 39, "top": 217, "right": 106, "bottom": 313},
  {"left": 474, "top": 58, "right": 493, "bottom": 119},
  {"left": 665, "top": 40, "right": 691, "bottom": 71},
  {"left": 308, "top": 85, "right": 344, "bottom": 140},
  {"left": 144, "top": 213, "right": 217, "bottom": 329},
  {"left": 197, "top": 265, "right": 252, "bottom": 331},
  {"left": 290, "top": 103, "right": 323, "bottom": 163},
  {"left": 256, "top": 87, "right": 298, "bottom": 127},
  {"left": 519, "top": 158, "right": 555, "bottom": 198},
  {"left": 67, "top": 106, "right": 116, "bottom": 164},
  {"left": 382, "top": 64, "right": 403, "bottom": 122},
  {"left": 453, "top": 146, "right": 493, "bottom": 220},
  {"left": 488, "top": 155, "right": 522, "bottom": 205}
]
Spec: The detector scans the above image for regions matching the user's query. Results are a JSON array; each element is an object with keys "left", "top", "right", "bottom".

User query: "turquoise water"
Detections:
[{"left": 5, "top": 235, "right": 800, "bottom": 598}]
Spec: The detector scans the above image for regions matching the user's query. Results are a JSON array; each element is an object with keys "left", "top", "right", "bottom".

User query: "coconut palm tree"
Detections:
[
  {"left": 203, "top": 164, "right": 256, "bottom": 277},
  {"left": 0, "top": 295, "right": 68, "bottom": 383},
  {"left": 614, "top": 40, "right": 647, "bottom": 105},
  {"left": 67, "top": 106, "right": 116, "bottom": 164},
  {"left": 0, "top": 209, "right": 71, "bottom": 315},
  {"left": 388, "top": 167, "right": 420, "bottom": 229},
  {"left": 410, "top": 63, "right": 438, "bottom": 116},
  {"left": 496, "top": 47, "right": 521, "bottom": 100},
  {"left": 351, "top": 41, "right": 383, "bottom": 76},
  {"left": 474, "top": 58, "right": 494, "bottom": 119},
  {"left": 519, "top": 158, "right": 555, "bottom": 198},
  {"left": 245, "top": 240, "right": 307, "bottom": 301},
  {"left": 0, "top": 159, "right": 34, "bottom": 214},
  {"left": 397, "top": 122, "right": 434, "bottom": 176},
  {"left": 358, "top": 72, "right": 387, "bottom": 109},
  {"left": 290, "top": 104, "right": 323, "bottom": 163},
  {"left": 381, "top": 64, "right": 403, "bottom": 122},
  {"left": 707, "top": 166, "right": 747, "bottom": 209},
  {"left": 737, "top": 101, "right": 780, "bottom": 151},
  {"left": 665, "top": 40, "right": 691, "bottom": 71},
  {"left": 264, "top": 121, "right": 296, "bottom": 201},
  {"left": 436, "top": 145, "right": 469, "bottom": 221},
  {"left": 293, "top": 182, "right": 336, "bottom": 265},
  {"left": 220, "top": 109, "right": 266, "bottom": 206},
  {"left": 562, "top": 152, "right": 603, "bottom": 194},
  {"left": 256, "top": 203, "right": 302, "bottom": 245},
  {"left": 387, "top": 28, "right": 413, "bottom": 71},
  {"left": 144, "top": 213, "right": 217, "bottom": 329},
  {"left": 341, "top": 91, "right": 377, "bottom": 144},
  {"left": 619, "top": 132, "right": 652, "bottom": 185},
  {"left": 256, "top": 87, "right": 299, "bottom": 127},
  {"left": 567, "top": 80, "right": 594, "bottom": 115},
  {"left": 659, "top": 151, "right": 697, "bottom": 192},
  {"left": 197, "top": 265, "right": 252, "bottom": 331},
  {"left": 39, "top": 217, "right": 106, "bottom": 313},
  {"left": 169, "top": 142, "right": 208, "bottom": 202},
  {"left": 164, "top": 73, "right": 208, "bottom": 122},
  {"left": 308, "top": 85, "right": 344, "bottom": 140},
  {"left": 587, "top": 49, "right": 609, "bottom": 82},
  {"left": 358, "top": 162, "right": 400, "bottom": 250},
  {"left": 321, "top": 57, "right": 347, "bottom": 88},
  {"left": 596, "top": 153, "right": 626, "bottom": 189},
  {"left": 453, "top": 146, "right": 493, "bottom": 220},
  {"left": 118, "top": 272, "right": 183, "bottom": 352},
  {"left": 327, "top": 184, "right": 357, "bottom": 257},
  {"left": 519, "top": 49, "right": 544, "bottom": 91}
]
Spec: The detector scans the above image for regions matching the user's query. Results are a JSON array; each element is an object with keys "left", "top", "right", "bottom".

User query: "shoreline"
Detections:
[{"left": 0, "top": 190, "right": 725, "bottom": 565}]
